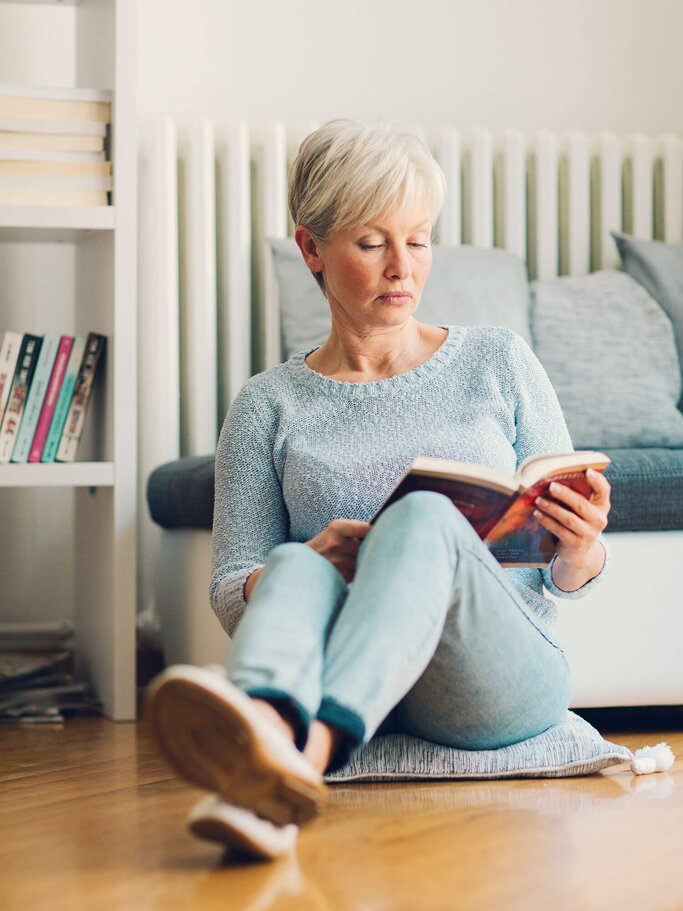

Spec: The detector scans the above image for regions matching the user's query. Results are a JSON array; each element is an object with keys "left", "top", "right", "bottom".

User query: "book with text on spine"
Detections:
[
  {"left": 56, "top": 333, "right": 106, "bottom": 463},
  {"left": 11, "top": 334, "right": 59, "bottom": 464},
  {"left": 371, "top": 451, "right": 611, "bottom": 568},
  {"left": 41, "top": 335, "right": 87, "bottom": 463},
  {"left": 0, "top": 334, "right": 43, "bottom": 464},
  {"left": 29, "top": 336, "right": 74, "bottom": 463},
  {"left": 0, "top": 330, "right": 23, "bottom": 425}
]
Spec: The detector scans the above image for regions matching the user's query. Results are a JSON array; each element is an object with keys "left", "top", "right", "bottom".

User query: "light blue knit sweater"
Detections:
[{"left": 210, "top": 325, "right": 610, "bottom": 638}]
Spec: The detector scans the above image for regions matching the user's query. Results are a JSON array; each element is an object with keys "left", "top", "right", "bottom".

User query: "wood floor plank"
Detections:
[{"left": 2, "top": 720, "right": 682, "bottom": 911}]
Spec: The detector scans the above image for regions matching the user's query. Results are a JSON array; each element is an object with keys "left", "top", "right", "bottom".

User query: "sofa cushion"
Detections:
[
  {"left": 147, "top": 455, "right": 215, "bottom": 530},
  {"left": 530, "top": 270, "right": 683, "bottom": 448},
  {"left": 268, "top": 237, "right": 533, "bottom": 358},
  {"left": 146, "top": 449, "right": 683, "bottom": 533},
  {"left": 612, "top": 231, "right": 683, "bottom": 410}
]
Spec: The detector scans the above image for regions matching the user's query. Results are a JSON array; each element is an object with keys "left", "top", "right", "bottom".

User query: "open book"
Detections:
[{"left": 371, "top": 451, "right": 611, "bottom": 567}]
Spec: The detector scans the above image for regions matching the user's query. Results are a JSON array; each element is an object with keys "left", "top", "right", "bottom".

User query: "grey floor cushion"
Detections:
[{"left": 324, "top": 710, "right": 633, "bottom": 783}]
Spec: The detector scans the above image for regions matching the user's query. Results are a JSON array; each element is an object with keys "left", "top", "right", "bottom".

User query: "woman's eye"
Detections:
[
  {"left": 360, "top": 243, "right": 384, "bottom": 250},
  {"left": 410, "top": 243, "right": 429, "bottom": 248}
]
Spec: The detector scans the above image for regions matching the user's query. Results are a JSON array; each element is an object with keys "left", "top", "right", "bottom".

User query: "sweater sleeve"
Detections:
[
  {"left": 504, "top": 330, "right": 610, "bottom": 599},
  {"left": 209, "top": 383, "right": 289, "bottom": 637}
]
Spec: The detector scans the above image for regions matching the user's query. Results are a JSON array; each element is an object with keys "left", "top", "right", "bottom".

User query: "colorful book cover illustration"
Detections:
[
  {"left": 0, "top": 333, "right": 42, "bottom": 464},
  {"left": 56, "top": 332, "right": 106, "bottom": 463},
  {"left": 41, "top": 335, "right": 87, "bottom": 463},
  {"left": 11, "top": 334, "right": 59, "bottom": 464},
  {"left": 29, "top": 335, "right": 74, "bottom": 463}
]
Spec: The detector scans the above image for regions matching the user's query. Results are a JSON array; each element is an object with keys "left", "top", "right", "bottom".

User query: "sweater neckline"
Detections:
[{"left": 287, "top": 325, "right": 461, "bottom": 398}]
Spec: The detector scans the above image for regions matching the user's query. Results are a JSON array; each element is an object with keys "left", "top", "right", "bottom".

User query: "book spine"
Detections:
[
  {"left": 0, "top": 330, "right": 23, "bottom": 424},
  {"left": 41, "top": 336, "right": 87, "bottom": 464},
  {"left": 29, "top": 336, "right": 74, "bottom": 463},
  {"left": 0, "top": 334, "right": 43, "bottom": 464},
  {"left": 11, "top": 335, "right": 60, "bottom": 464},
  {"left": 56, "top": 333, "right": 106, "bottom": 463}
]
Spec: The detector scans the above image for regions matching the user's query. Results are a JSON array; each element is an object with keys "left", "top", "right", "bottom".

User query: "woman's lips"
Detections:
[{"left": 379, "top": 293, "right": 411, "bottom": 303}]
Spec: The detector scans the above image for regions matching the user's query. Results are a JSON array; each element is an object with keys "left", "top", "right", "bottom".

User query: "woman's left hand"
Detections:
[{"left": 532, "top": 468, "right": 611, "bottom": 568}]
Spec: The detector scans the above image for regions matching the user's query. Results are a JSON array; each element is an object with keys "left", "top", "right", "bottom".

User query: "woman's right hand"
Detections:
[{"left": 305, "top": 519, "right": 372, "bottom": 584}]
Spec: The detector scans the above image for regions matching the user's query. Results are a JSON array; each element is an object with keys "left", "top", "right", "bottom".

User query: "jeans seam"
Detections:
[{"left": 456, "top": 538, "right": 565, "bottom": 651}]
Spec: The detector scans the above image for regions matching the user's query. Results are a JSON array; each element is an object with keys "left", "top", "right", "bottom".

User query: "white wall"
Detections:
[{"left": 137, "top": 0, "right": 683, "bottom": 136}]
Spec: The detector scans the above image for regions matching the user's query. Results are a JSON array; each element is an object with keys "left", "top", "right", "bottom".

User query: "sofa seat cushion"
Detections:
[
  {"left": 602, "top": 447, "right": 683, "bottom": 530},
  {"left": 146, "top": 449, "right": 683, "bottom": 533}
]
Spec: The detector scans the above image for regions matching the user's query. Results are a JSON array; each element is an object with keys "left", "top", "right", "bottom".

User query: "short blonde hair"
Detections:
[{"left": 288, "top": 119, "right": 446, "bottom": 293}]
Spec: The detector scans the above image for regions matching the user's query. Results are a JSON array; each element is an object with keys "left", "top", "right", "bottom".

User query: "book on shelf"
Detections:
[
  {"left": 11, "top": 334, "right": 59, "bottom": 464},
  {"left": 0, "top": 159, "right": 112, "bottom": 177},
  {"left": 0, "top": 148, "right": 106, "bottom": 163},
  {"left": 29, "top": 336, "right": 74, "bottom": 463},
  {"left": 370, "top": 451, "right": 611, "bottom": 567},
  {"left": 56, "top": 332, "right": 106, "bottom": 463},
  {"left": 0, "top": 131, "right": 105, "bottom": 153},
  {"left": 0, "top": 174, "right": 112, "bottom": 193},
  {"left": 0, "top": 330, "right": 23, "bottom": 421},
  {"left": 0, "top": 334, "right": 42, "bottom": 464},
  {"left": 41, "top": 335, "right": 87, "bottom": 463},
  {"left": 0, "top": 117, "right": 107, "bottom": 137},
  {"left": 0, "top": 187, "right": 108, "bottom": 206},
  {"left": 0, "top": 83, "right": 112, "bottom": 124}
]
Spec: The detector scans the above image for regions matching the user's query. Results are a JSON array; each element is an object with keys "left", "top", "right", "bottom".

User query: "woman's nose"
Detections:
[{"left": 385, "top": 245, "right": 411, "bottom": 280}]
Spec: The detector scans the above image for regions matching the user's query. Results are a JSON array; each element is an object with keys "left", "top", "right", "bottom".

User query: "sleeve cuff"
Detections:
[
  {"left": 541, "top": 533, "right": 610, "bottom": 599},
  {"left": 210, "top": 563, "right": 265, "bottom": 638}
]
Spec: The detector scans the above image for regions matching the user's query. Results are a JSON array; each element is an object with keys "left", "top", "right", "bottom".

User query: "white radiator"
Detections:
[{"left": 136, "top": 120, "right": 683, "bottom": 628}]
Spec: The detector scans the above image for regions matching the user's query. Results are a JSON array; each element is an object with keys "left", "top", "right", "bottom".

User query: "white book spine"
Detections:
[
  {"left": 0, "top": 84, "right": 112, "bottom": 103},
  {"left": 0, "top": 148, "right": 106, "bottom": 163},
  {"left": 0, "top": 117, "right": 107, "bottom": 137},
  {"left": 0, "top": 331, "right": 23, "bottom": 423},
  {"left": 0, "top": 175, "right": 112, "bottom": 191}
]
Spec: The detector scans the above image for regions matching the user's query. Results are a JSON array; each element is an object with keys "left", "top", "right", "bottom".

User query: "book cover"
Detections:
[
  {"left": 56, "top": 333, "right": 106, "bottom": 463},
  {"left": 41, "top": 335, "right": 87, "bottom": 463},
  {"left": 371, "top": 452, "right": 611, "bottom": 567},
  {"left": 0, "top": 92, "right": 111, "bottom": 124},
  {"left": 0, "top": 330, "right": 23, "bottom": 425},
  {"left": 0, "top": 334, "right": 43, "bottom": 464},
  {"left": 11, "top": 335, "right": 60, "bottom": 464},
  {"left": 29, "top": 336, "right": 74, "bottom": 463}
]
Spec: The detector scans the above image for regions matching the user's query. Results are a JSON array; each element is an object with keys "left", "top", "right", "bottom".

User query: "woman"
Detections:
[{"left": 147, "top": 119, "right": 611, "bottom": 860}]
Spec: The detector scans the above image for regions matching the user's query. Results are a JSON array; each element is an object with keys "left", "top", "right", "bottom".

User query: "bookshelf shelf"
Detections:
[
  {"left": 0, "top": 206, "right": 115, "bottom": 241},
  {"left": 0, "top": 0, "right": 137, "bottom": 721},
  {"left": 0, "top": 461, "right": 114, "bottom": 487}
]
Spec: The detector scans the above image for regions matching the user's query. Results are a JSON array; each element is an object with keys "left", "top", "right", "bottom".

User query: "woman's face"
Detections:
[{"left": 297, "top": 200, "right": 433, "bottom": 330}]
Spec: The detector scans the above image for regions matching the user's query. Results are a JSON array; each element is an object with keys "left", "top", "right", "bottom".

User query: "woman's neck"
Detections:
[{"left": 305, "top": 322, "right": 448, "bottom": 382}]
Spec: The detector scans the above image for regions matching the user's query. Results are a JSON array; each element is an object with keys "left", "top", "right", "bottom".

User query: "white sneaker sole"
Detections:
[
  {"left": 188, "top": 794, "right": 298, "bottom": 859},
  {"left": 145, "top": 665, "right": 327, "bottom": 826}
]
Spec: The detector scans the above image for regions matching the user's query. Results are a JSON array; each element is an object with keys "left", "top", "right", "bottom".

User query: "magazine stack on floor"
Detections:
[{"left": 0, "top": 625, "right": 101, "bottom": 724}]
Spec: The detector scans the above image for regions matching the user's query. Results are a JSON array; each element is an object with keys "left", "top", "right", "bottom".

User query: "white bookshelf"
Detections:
[{"left": 0, "top": 0, "right": 137, "bottom": 719}]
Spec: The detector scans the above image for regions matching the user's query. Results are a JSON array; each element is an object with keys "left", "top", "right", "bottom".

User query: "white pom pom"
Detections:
[{"left": 630, "top": 742, "right": 675, "bottom": 775}]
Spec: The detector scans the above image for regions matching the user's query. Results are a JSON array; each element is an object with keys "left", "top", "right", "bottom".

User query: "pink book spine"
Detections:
[{"left": 28, "top": 335, "right": 74, "bottom": 463}]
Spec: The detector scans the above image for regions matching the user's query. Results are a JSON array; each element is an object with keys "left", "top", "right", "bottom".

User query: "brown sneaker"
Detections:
[
  {"left": 188, "top": 793, "right": 299, "bottom": 859},
  {"left": 145, "top": 664, "right": 327, "bottom": 826}
]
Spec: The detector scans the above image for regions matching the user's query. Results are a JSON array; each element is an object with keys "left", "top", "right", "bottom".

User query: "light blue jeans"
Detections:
[{"left": 225, "top": 491, "right": 573, "bottom": 773}]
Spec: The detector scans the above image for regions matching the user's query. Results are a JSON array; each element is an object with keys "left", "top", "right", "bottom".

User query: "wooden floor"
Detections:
[{"left": 2, "top": 715, "right": 683, "bottom": 911}]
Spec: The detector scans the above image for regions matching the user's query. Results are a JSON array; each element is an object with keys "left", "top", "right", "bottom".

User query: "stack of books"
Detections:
[
  {"left": 0, "top": 331, "right": 106, "bottom": 464},
  {"left": 0, "top": 647, "right": 101, "bottom": 724},
  {"left": 0, "top": 83, "right": 112, "bottom": 206}
]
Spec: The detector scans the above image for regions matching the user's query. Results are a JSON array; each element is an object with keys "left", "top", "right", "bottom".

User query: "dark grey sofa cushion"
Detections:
[{"left": 146, "top": 449, "right": 683, "bottom": 533}]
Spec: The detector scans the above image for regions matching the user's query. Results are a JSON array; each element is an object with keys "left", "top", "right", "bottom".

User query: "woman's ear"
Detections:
[{"left": 294, "top": 226, "right": 324, "bottom": 275}]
